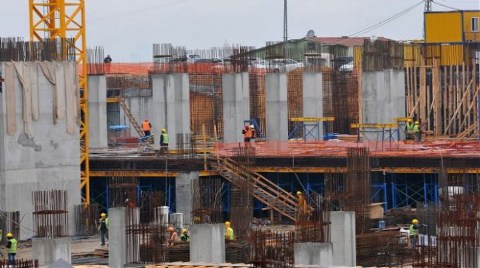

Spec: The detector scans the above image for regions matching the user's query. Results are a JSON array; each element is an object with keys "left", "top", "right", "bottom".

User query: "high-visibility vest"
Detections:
[
  {"left": 161, "top": 133, "right": 169, "bottom": 144},
  {"left": 409, "top": 224, "right": 418, "bottom": 236},
  {"left": 413, "top": 124, "right": 420, "bottom": 132},
  {"left": 8, "top": 238, "right": 17, "bottom": 253},
  {"left": 406, "top": 122, "right": 414, "bottom": 131},
  {"left": 244, "top": 128, "right": 253, "bottom": 138},
  {"left": 142, "top": 121, "right": 151, "bottom": 131},
  {"left": 225, "top": 227, "right": 235, "bottom": 240}
]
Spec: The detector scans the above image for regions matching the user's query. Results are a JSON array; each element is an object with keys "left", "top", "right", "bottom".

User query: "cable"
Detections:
[{"left": 432, "top": 1, "right": 459, "bottom": 10}]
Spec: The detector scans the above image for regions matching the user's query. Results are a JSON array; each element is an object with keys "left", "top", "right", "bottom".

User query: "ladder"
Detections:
[
  {"left": 118, "top": 98, "right": 144, "bottom": 137},
  {"left": 214, "top": 157, "right": 307, "bottom": 221}
]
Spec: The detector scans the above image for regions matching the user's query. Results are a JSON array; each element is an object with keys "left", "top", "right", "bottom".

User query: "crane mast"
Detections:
[{"left": 29, "top": 0, "right": 90, "bottom": 204}]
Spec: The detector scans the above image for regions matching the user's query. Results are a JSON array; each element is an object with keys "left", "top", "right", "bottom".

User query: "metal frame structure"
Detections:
[
  {"left": 288, "top": 117, "right": 335, "bottom": 141},
  {"left": 29, "top": 0, "right": 90, "bottom": 203}
]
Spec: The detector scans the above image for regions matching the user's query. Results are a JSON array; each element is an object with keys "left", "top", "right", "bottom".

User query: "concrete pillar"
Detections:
[
  {"left": 330, "top": 211, "right": 356, "bottom": 266},
  {"left": 109, "top": 208, "right": 127, "bottom": 268},
  {"left": 32, "top": 238, "right": 71, "bottom": 266},
  {"left": 361, "top": 70, "right": 405, "bottom": 141},
  {"left": 190, "top": 224, "right": 225, "bottom": 263},
  {"left": 294, "top": 242, "right": 333, "bottom": 266},
  {"left": 303, "top": 72, "right": 324, "bottom": 140},
  {"left": 222, "top": 72, "right": 250, "bottom": 143},
  {"left": 176, "top": 171, "right": 198, "bottom": 225},
  {"left": 151, "top": 73, "right": 190, "bottom": 150},
  {"left": 88, "top": 75, "right": 108, "bottom": 148},
  {"left": 265, "top": 73, "right": 288, "bottom": 141}
]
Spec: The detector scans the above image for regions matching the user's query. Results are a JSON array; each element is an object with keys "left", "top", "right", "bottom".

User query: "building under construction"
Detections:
[{"left": 0, "top": 3, "right": 480, "bottom": 268}]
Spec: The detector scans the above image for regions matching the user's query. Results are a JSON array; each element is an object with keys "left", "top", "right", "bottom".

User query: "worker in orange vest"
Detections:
[
  {"left": 142, "top": 119, "right": 152, "bottom": 137},
  {"left": 242, "top": 125, "right": 253, "bottom": 147}
]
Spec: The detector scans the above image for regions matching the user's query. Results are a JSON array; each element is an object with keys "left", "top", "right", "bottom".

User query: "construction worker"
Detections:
[
  {"left": 296, "top": 191, "right": 310, "bottom": 221},
  {"left": 413, "top": 121, "right": 422, "bottom": 142},
  {"left": 242, "top": 125, "right": 253, "bottom": 148},
  {"left": 225, "top": 221, "right": 235, "bottom": 240},
  {"left": 160, "top": 128, "right": 169, "bottom": 154},
  {"left": 405, "top": 118, "right": 414, "bottom": 140},
  {"left": 5, "top": 232, "right": 17, "bottom": 265},
  {"left": 167, "top": 226, "right": 178, "bottom": 246},
  {"left": 409, "top": 219, "right": 420, "bottom": 250},
  {"left": 142, "top": 119, "right": 152, "bottom": 137},
  {"left": 180, "top": 229, "right": 190, "bottom": 241},
  {"left": 104, "top": 54, "right": 112, "bottom": 63},
  {"left": 99, "top": 212, "right": 109, "bottom": 246}
]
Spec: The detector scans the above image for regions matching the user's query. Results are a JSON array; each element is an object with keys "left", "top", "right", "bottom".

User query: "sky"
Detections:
[{"left": 0, "top": 0, "right": 479, "bottom": 62}]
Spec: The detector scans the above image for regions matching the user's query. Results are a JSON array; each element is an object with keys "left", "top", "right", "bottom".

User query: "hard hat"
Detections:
[
  {"left": 161, "top": 128, "right": 167, "bottom": 133},
  {"left": 296, "top": 191, "right": 302, "bottom": 195},
  {"left": 101, "top": 213, "right": 106, "bottom": 217},
  {"left": 415, "top": 121, "right": 419, "bottom": 124},
  {"left": 412, "top": 219, "right": 419, "bottom": 224},
  {"left": 250, "top": 125, "right": 254, "bottom": 128},
  {"left": 225, "top": 221, "right": 231, "bottom": 226},
  {"left": 182, "top": 228, "right": 188, "bottom": 233},
  {"left": 168, "top": 227, "right": 174, "bottom": 232},
  {"left": 407, "top": 118, "right": 412, "bottom": 122},
  {"left": 6, "top": 233, "right": 13, "bottom": 238}
]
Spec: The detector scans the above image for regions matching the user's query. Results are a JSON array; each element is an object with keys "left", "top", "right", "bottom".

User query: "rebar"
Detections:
[
  {"left": 32, "top": 190, "right": 68, "bottom": 238},
  {"left": 0, "top": 37, "right": 76, "bottom": 62}
]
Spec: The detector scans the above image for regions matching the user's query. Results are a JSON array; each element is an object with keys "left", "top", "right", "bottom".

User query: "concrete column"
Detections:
[
  {"left": 222, "top": 72, "right": 250, "bottom": 143},
  {"left": 32, "top": 238, "right": 71, "bottom": 266},
  {"left": 266, "top": 73, "right": 288, "bottom": 141},
  {"left": 330, "top": 211, "right": 356, "bottom": 266},
  {"left": 190, "top": 224, "right": 225, "bottom": 263},
  {"left": 303, "top": 72, "right": 324, "bottom": 140},
  {"left": 109, "top": 208, "right": 127, "bottom": 268},
  {"left": 176, "top": 171, "right": 198, "bottom": 225},
  {"left": 87, "top": 75, "right": 108, "bottom": 148},
  {"left": 173, "top": 73, "right": 191, "bottom": 149},
  {"left": 294, "top": 242, "right": 333, "bottom": 266},
  {"left": 151, "top": 74, "right": 172, "bottom": 150}
]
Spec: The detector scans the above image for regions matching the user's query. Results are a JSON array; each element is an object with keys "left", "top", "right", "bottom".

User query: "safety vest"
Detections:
[
  {"left": 244, "top": 128, "right": 253, "bottom": 138},
  {"left": 161, "top": 133, "right": 169, "bottom": 144},
  {"left": 409, "top": 224, "right": 418, "bottom": 236},
  {"left": 8, "top": 238, "right": 17, "bottom": 253},
  {"left": 406, "top": 122, "right": 414, "bottom": 131},
  {"left": 225, "top": 227, "right": 235, "bottom": 240},
  {"left": 142, "top": 121, "right": 151, "bottom": 131},
  {"left": 413, "top": 124, "right": 420, "bottom": 132}
]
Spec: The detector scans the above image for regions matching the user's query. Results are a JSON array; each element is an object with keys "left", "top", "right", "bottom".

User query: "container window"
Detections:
[{"left": 472, "top": 17, "right": 479, "bottom": 32}]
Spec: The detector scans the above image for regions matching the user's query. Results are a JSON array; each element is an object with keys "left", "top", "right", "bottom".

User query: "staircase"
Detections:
[
  {"left": 118, "top": 98, "right": 144, "bottom": 137},
  {"left": 214, "top": 157, "right": 302, "bottom": 221}
]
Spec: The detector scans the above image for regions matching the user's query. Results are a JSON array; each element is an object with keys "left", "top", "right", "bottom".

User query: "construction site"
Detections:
[{"left": 0, "top": 1, "right": 480, "bottom": 268}]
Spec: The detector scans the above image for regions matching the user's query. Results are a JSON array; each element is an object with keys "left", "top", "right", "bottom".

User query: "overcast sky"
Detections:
[{"left": 0, "top": 0, "right": 478, "bottom": 62}]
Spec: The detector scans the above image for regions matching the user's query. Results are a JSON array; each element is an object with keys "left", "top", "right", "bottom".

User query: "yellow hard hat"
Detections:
[
  {"left": 407, "top": 118, "right": 412, "bottom": 122},
  {"left": 225, "top": 221, "right": 231, "bottom": 226},
  {"left": 412, "top": 219, "right": 419, "bottom": 224},
  {"left": 101, "top": 213, "right": 106, "bottom": 217},
  {"left": 415, "top": 121, "right": 419, "bottom": 124},
  {"left": 161, "top": 128, "right": 167, "bottom": 133},
  {"left": 296, "top": 191, "right": 302, "bottom": 195},
  {"left": 6, "top": 233, "right": 13, "bottom": 238},
  {"left": 182, "top": 228, "right": 188, "bottom": 233}
]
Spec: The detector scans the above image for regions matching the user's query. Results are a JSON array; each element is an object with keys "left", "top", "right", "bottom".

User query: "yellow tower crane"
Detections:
[{"left": 29, "top": 0, "right": 90, "bottom": 204}]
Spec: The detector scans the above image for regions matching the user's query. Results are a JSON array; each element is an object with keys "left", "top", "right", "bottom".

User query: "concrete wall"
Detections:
[
  {"left": 190, "top": 224, "right": 225, "bottom": 263},
  {"left": 176, "top": 171, "right": 198, "bottom": 225},
  {"left": 32, "top": 238, "right": 71, "bottom": 266},
  {"left": 303, "top": 72, "right": 324, "bottom": 140},
  {"left": 88, "top": 75, "right": 108, "bottom": 148},
  {"left": 330, "top": 211, "right": 356, "bottom": 266},
  {"left": 109, "top": 208, "right": 127, "bottom": 268},
  {"left": 151, "top": 73, "right": 190, "bottom": 149},
  {"left": 222, "top": 73, "right": 250, "bottom": 143},
  {"left": 361, "top": 69, "right": 405, "bottom": 141},
  {"left": 0, "top": 62, "right": 80, "bottom": 239},
  {"left": 294, "top": 242, "right": 333, "bottom": 266},
  {"left": 266, "top": 73, "right": 288, "bottom": 141}
]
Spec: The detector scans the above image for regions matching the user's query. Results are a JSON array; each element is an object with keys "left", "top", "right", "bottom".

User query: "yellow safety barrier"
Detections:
[{"left": 290, "top": 117, "right": 335, "bottom": 122}]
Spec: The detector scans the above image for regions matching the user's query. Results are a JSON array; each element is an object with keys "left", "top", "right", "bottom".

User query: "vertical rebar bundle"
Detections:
[
  {"left": 250, "top": 229, "right": 294, "bottom": 268},
  {"left": 230, "top": 180, "right": 253, "bottom": 240},
  {"left": 73, "top": 204, "right": 99, "bottom": 236},
  {"left": 191, "top": 177, "right": 223, "bottom": 224},
  {"left": 87, "top": 46, "right": 105, "bottom": 75},
  {"left": 32, "top": 190, "right": 68, "bottom": 238},
  {"left": 0, "top": 37, "right": 76, "bottom": 61},
  {"left": 108, "top": 176, "right": 138, "bottom": 208}
]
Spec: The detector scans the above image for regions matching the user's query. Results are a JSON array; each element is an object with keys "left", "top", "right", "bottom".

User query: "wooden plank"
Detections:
[
  {"left": 444, "top": 79, "right": 474, "bottom": 133},
  {"left": 420, "top": 65, "right": 427, "bottom": 124},
  {"left": 433, "top": 59, "right": 442, "bottom": 136}
]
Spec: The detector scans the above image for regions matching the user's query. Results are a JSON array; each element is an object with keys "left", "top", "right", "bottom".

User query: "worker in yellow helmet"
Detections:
[
  {"left": 99, "top": 212, "right": 109, "bottom": 246},
  {"left": 413, "top": 121, "right": 422, "bottom": 142},
  {"left": 409, "top": 219, "right": 420, "bottom": 250},
  {"left": 180, "top": 228, "right": 190, "bottom": 241},
  {"left": 296, "top": 191, "right": 309, "bottom": 221},
  {"left": 225, "top": 221, "right": 235, "bottom": 240},
  {"left": 5, "top": 232, "right": 17, "bottom": 265},
  {"left": 160, "top": 128, "right": 169, "bottom": 154},
  {"left": 405, "top": 118, "right": 414, "bottom": 140}
]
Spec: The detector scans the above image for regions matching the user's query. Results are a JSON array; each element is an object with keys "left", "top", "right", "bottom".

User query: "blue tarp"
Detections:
[{"left": 109, "top": 125, "right": 129, "bottom": 131}]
